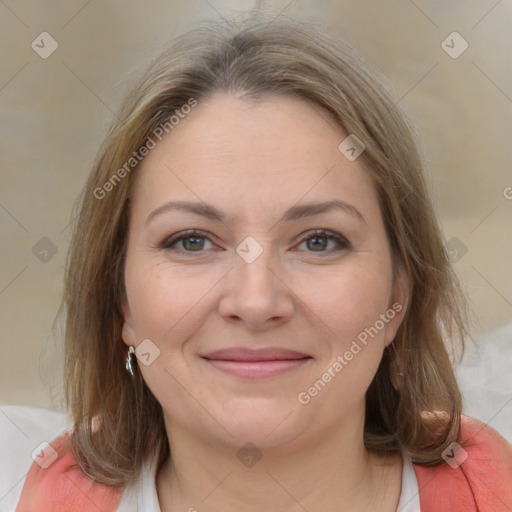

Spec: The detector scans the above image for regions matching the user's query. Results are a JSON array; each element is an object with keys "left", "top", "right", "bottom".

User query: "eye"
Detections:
[
  {"left": 158, "top": 228, "right": 350, "bottom": 255},
  {"left": 160, "top": 230, "right": 216, "bottom": 252},
  {"left": 295, "top": 229, "right": 350, "bottom": 253}
]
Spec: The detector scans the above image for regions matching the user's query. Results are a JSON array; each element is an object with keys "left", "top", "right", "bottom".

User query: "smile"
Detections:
[
  {"left": 201, "top": 347, "right": 313, "bottom": 379},
  {"left": 202, "top": 358, "right": 312, "bottom": 379}
]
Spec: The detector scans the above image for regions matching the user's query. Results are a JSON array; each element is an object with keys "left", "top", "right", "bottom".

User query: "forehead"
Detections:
[{"left": 131, "top": 92, "right": 380, "bottom": 225}]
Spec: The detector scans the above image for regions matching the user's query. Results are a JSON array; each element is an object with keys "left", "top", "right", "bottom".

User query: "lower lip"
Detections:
[{"left": 202, "top": 358, "right": 311, "bottom": 378}]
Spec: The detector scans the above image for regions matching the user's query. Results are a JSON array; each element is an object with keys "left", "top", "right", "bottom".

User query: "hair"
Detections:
[{"left": 62, "top": 11, "right": 469, "bottom": 486}]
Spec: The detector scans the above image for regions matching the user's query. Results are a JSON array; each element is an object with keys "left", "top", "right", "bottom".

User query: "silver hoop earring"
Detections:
[{"left": 125, "top": 346, "right": 136, "bottom": 376}]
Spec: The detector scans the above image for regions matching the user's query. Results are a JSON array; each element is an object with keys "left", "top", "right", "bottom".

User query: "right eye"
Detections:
[{"left": 160, "top": 230, "right": 216, "bottom": 253}]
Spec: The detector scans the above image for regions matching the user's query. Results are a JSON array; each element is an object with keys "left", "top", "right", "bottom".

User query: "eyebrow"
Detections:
[{"left": 145, "top": 199, "right": 366, "bottom": 226}]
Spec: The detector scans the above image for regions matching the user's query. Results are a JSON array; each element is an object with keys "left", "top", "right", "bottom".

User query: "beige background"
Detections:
[{"left": 1, "top": 0, "right": 511, "bottom": 411}]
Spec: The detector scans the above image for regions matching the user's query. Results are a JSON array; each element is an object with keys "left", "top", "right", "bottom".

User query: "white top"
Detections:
[
  {"left": 0, "top": 406, "right": 420, "bottom": 511},
  {"left": 397, "top": 455, "right": 421, "bottom": 511},
  {"left": 117, "top": 452, "right": 421, "bottom": 511}
]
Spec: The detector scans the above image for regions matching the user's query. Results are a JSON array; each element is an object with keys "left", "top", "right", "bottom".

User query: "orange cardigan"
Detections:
[{"left": 15, "top": 416, "right": 512, "bottom": 511}]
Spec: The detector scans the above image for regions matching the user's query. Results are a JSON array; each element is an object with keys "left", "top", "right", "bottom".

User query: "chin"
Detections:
[{"left": 210, "top": 400, "right": 304, "bottom": 448}]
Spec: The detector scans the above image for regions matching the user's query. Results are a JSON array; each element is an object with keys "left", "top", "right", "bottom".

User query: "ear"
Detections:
[
  {"left": 383, "top": 267, "right": 410, "bottom": 347},
  {"left": 121, "top": 299, "right": 137, "bottom": 348}
]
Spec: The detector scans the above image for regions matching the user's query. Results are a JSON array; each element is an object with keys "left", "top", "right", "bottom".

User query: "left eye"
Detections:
[{"left": 295, "top": 230, "right": 350, "bottom": 252}]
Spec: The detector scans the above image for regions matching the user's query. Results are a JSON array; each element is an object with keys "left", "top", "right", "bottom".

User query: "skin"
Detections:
[{"left": 121, "top": 92, "right": 410, "bottom": 511}]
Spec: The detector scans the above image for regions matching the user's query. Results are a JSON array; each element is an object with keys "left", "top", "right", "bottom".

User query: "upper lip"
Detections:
[{"left": 202, "top": 347, "right": 311, "bottom": 361}]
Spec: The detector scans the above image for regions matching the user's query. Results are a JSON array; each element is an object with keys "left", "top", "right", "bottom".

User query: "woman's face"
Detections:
[{"left": 122, "top": 92, "right": 408, "bottom": 449}]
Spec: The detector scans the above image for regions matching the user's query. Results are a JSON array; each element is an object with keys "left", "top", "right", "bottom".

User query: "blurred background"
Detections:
[{"left": 1, "top": 1, "right": 511, "bottom": 424}]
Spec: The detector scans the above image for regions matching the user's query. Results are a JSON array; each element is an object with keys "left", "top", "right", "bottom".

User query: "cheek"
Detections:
[
  {"left": 124, "top": 260, "right": 220, "bottom": 343},
  {"left": 296, "top": 266, "right": 393, "bottom": 415},
  {"left": 301, "top": 259, "right": 393, "bottom": 344},
  {"left": 123, "top": 262, "right": 215, "bottom": 406}
]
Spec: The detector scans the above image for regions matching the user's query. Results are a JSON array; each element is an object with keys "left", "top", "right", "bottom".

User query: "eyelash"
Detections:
[{"left": 159, "top": 229, "right": 351, "bottom": 255}]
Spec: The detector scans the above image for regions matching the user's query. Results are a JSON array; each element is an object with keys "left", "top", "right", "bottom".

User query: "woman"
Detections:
[{"left": 16, "top": 12, "right": 512, "bottom": 512}]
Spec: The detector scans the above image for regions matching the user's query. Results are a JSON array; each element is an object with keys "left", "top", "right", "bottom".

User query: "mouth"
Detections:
[{"left": 201, "top": 347, "right": 313, "bottom": 379}]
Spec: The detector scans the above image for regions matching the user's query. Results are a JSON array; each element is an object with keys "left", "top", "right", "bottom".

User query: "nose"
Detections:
[{"left": 218, "top": 250, "right": 295, "bottom": 330}]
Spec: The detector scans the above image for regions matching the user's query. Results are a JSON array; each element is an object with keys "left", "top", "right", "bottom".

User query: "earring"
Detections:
[{"left": 125, "top": 346, "right": 136, "bottom": 376}]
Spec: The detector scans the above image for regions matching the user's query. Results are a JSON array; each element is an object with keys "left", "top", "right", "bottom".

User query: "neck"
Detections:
[{"left": 156, "top": 404, "right": 402, "bottom": 512}]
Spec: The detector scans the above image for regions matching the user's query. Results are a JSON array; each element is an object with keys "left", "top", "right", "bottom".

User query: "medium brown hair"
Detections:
[{"left": 62, "top": 11, "right": 468, "bottom": 486}]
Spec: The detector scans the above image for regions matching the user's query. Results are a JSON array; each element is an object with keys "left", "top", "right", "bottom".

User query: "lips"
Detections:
[
  {"left": 202, "top": 347, "right": 311, "bottom": 362},
  {"left": 201, "top": 347, "right": 312, "bottom": 379}
]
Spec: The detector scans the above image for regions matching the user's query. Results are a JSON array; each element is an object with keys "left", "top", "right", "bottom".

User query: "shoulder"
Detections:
[
  {"left": 15, "top": 429, "right": 123, "bottom": 512},
  {"left": 0, "top": 405, "right": 71, "bottom": 510},
  {"left": 459, "top": 414, "right": 512, "bottom": 459},
  {"left": 413, "top": 415, "right": 512, "bottom": 512}
]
